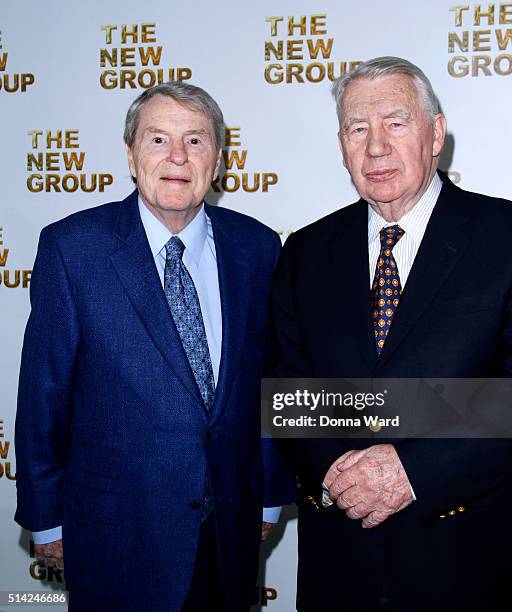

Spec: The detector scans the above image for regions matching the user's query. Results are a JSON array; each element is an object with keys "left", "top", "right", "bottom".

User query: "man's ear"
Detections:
[
  {"left": 432, "top": 114, "right": 447, "bottom": 158},
  {"left": 338, "top": 131, "right": 348, "bottom": 169},
  {"left": 125, "top": 143, "right": 136, "bottom": 178},
  {"left": 213, "top": 148, "right": 222, "bottom": 181}
]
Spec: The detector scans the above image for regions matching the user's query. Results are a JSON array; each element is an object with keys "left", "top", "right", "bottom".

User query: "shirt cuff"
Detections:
[
  {"left": 410, "top": 484, "right": 417, "bottom": 501},
  {"left": 32, "top": 526, "right": 62, "bottom": 544},
  {"left": 262, "top": 506, "right": 282, "bottom": 523}
]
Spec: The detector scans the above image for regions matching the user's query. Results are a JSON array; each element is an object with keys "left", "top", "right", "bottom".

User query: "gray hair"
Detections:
[
  {"left": 124, "top": 81, "right": 225, "bottom": 151},
  {"left": 332, "top": 56, "right": 442, "bottom": 127}
]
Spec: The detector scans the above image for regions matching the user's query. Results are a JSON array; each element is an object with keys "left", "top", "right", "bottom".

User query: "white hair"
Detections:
[{"left": 332, "top": 56, "right": 442, "bottom": 126}]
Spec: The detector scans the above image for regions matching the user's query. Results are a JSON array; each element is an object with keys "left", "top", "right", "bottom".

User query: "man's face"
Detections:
[
  {"left": 339, "top": 74, "right": 446, "bottom": 216},
  {"left": 126, "top": 94, "right": 221, "bottom": 227}
]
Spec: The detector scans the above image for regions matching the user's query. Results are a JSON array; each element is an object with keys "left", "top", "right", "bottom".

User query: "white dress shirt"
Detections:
[{"left": 368, "top": 173, "right": 442, "bottom": 287}]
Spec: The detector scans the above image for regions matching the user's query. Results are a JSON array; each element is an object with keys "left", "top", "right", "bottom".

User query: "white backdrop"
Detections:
[{"left": 1, "top": 1, "right": 511, "bottom": 609}]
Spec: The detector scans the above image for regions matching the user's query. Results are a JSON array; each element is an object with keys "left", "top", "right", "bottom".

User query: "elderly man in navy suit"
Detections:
[
  {"left": 15, "top": 81, "right": 293, "bottom": 611},
  {"left": 267, "top": 57, "right": 512, "bottom": 611}
]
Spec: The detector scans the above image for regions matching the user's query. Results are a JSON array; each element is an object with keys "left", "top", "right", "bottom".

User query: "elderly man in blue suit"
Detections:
[{"left": 15, "top": 81, "right": 293, "bottom": 611}]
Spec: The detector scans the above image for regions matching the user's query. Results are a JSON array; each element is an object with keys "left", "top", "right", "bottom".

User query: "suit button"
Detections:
[
  {"left": 448, "top": 509, "right": 457, "bottom": 516},
  {"left": 457, "top": 506, "right": 466, "bottom": 513},
  {"left": 189, "top": 500, "right": 202, "bottom": 510},
  {"left": 203, "top": 431, "right": 212, "bottom": 443}
]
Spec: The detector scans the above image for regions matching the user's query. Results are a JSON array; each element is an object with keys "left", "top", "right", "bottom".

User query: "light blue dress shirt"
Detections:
[{"left": 138, "top": 199, "right": 222, "bottom": 383}]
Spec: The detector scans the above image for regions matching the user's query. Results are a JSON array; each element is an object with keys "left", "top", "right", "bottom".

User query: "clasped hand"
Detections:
[{"left": 323, "top": 444, "right": 413, "bottom": 528}]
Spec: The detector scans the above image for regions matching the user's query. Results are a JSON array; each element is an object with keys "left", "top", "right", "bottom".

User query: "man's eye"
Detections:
[
  {"left": 390, "top": 122, "right": 403, "bottom": 128},
  {"left": 189, "top": 137, "right": 200, "bottom": 145},
  {"left": 353, "top": 127, "right": 366, "bottom": 134},
  {"left": 153, "top": 137, "right": 164, "bottom": 144}
]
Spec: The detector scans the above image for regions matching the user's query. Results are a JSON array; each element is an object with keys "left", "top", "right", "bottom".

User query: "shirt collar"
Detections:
[
  {"left": 138, "top": 196, "right": 208, "bottom": 266},
  {"left": 367, "top": 172, "right": 442, "bottom": 246}
]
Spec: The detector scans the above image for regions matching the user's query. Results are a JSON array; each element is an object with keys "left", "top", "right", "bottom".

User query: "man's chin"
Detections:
[
  {"left": 363, "top": 187, "right": 401, "bottom": 207},
  {"left": 153, "top": 197, "right": 198, "bottom": 213}
]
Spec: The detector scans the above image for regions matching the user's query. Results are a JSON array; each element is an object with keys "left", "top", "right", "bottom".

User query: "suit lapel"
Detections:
[
  {"left": 205, "top": 205, "right": 250, "bottom": 423},
  {"left": 326, "top": 201, "right": 377, "bottom": 375},
  {"left": 109, "top": 191, "right": 206, "bottom": 412},
  {"left": 375, "top": 178, "right": 471, "bottom": 371}
]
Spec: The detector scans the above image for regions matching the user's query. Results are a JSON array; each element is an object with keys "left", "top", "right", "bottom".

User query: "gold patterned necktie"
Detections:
[{"left": 371, "top": 225, "right": 405, "bottom": 355}]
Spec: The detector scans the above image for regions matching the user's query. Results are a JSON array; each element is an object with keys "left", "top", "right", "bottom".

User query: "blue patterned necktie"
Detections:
[
  {"left": 164, "top": 236, "right": 215, "bottom": 410},
  {"left": 371, "top": 225, "right": 405, "bottom": 355},
  {"left": 164, "top": 236, "right": 214, "bottom": 520}
]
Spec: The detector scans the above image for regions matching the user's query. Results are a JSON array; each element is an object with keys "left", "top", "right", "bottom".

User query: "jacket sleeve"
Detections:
[
  {"left": 15, "top": 225, "right": 80, "bottom": 531},
  {"left": 261, "top": 231, "right": 297, "bottom": 507}
]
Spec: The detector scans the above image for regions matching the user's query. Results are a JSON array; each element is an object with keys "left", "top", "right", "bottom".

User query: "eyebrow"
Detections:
[
  {"left": 383, "top": 109, "right": 412, "bottom": 121},
  {"left": 342, "top": 108, "right": 413, "bottom": 131},
  {"left": 342, "top": 117, "right": 365, "bottom": 132},
  {"left": 143, "top": 127, "right": 210, "bottom": 136}
]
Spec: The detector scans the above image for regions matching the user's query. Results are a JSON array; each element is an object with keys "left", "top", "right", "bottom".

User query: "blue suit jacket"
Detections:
[{"left": 15, "top": 190, "right": 294, "bottom": 611}]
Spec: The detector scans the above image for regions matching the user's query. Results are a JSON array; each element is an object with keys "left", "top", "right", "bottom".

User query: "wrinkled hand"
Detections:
[
  {"left": 323, "top": 444, "right": 413, "bottom": 528},
  {"left": 34, "top": 539, "right": 64, "bottom": 570},
  {"left": 261, "top": 521, "right": 274, "bottom": 541}
]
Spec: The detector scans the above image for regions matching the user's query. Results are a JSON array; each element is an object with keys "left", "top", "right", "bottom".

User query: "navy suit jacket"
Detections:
[
  {"left": 15, "top": 190, "right": 293, "bottom": 611},
  {"left": 267, "top": 173, "right": 512, "bottom": 612}
]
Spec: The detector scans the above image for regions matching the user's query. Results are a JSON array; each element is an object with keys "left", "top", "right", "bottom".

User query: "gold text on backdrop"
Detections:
[
  {"left": 211, "top": 128, "right": 279, "bottom": 193},
  {"left": 0, "top": 419, "right": 16, "bottom": 480},
  {"left": 448, "top": 3, "right": 512, "bottom": 76},
  {"left": 26, "top": 130, "right": 114, "bottom": 193},
  {"left": 0, "top": 30, "right": 35, "bottom": 93},
  {"left": 264, "top": 15, "right": 361, "bottom": 84},
  {"left": 99, "top": 23, "right": 192, "bottom": 89},
  {"left": 0, "top": 227, "right": 31, "bottom": 289}
]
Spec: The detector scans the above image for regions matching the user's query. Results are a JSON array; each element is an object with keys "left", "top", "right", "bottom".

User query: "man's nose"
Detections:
[
  {"left": 365, "top": 126, "right": 391, "bottom": 158},
  {"left": 167, "top": 141, "right": 188, "bottom": 165}
]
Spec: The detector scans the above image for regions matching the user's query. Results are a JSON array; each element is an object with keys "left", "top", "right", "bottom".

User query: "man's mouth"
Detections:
[
  {"left": 365, "top": 169, "right": 399, "bottom": 182},
  {"left": 160, "top": 176, "right": 191, "bottom": 184}
]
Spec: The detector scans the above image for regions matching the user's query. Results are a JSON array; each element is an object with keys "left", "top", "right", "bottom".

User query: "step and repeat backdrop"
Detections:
[{"left": 1, "top": 0, "right": 511, "bottom": 609}]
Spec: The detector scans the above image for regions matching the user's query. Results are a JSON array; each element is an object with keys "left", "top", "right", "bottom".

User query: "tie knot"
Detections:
[
  {"left": 165, "top": 236, "right": 185, "bottom": 261},
  {"left": 379, "top": 225, "right": 404, "bottom": 250}
]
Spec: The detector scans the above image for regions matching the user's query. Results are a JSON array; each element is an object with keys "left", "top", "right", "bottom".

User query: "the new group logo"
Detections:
[
  {"left": 0, "top": 419, "right": 16, "bottom": 480},
  {"left": 0, "top": 227, "right": 31, "bottom": 289},
  {"left": 264, "top": 14, "right": 361, "bottom": 84},
  {"left": 448, "top": 3, "right": 512, "bottom": 76},
  {"left": 26, "top": 130, "right": 114, "bottom": 193},
  {"left": 99, "top": 22, "right": 192, "bottom": 89},
  {"left": 0, "top": 30, "right": 35, "bottom": 93},
  {"left": 212, "top": 127, "right": 278, "bottom": 193}
]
